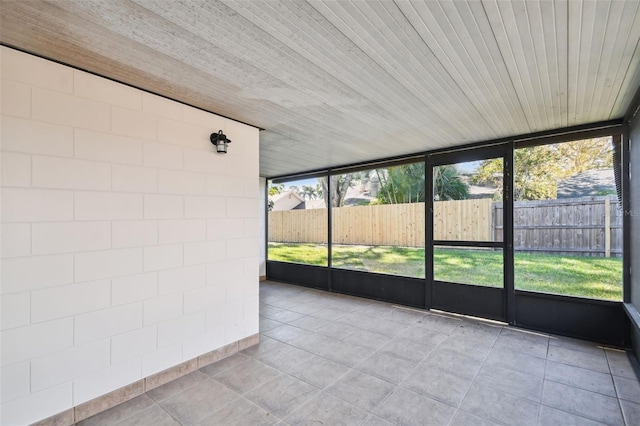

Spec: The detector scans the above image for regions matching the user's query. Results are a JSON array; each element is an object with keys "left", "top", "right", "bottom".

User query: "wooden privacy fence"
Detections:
[
  {"left": 269, "top": 196, "right": 623, "bottom": 257},
  {"left": 269, "top": 208, "right": 328, "bottom": 244},
  {"left": 494, "top": 196, "right": 622, "bottom": 257},
  {"left": 268, "top": 199, "right": 490, "bottom": 247},
  {"left": 333, "top": 203, "right": 426, "bottom": 246},
  {"left": 433, "top": 199, "right": 492, "bottom": 241}
]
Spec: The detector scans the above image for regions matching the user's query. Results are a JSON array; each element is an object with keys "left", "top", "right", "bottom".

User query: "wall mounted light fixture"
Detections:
[{"left": 210, "top": 130, "right": 231, "bottom": 154}]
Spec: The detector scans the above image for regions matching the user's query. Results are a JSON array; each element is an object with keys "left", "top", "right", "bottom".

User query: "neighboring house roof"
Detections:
[
  {"left": 557, "top": 169, "right": 616, "bottom": 198},
  {"left": 271, "top": 191, "right": 305, "bottom": 211},
  {"left": 343, "top": 185, "right": 376, "bottom": 206},
  {"left": 305, "top": 199, "right": 326, "bottom": 209}
]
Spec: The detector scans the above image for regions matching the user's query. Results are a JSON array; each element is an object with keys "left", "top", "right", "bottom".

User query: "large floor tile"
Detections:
[
  {"left": 286, "top": 353, "right": 350, "bottom": 389},
  {"left": 262, "top": 324, "right": 310, "bottom": 343},
  {"left": 78, "top": 395, "right": 156, "bottom": 426},
  {"left": 287, "top": 303, "right": 323, "bottom": 317},
  {"left": 337, "top": 311, "right": 378, "bottom": 328},
  {"left": 483, "top": 346, "right": 547, "bottom": 378},
  {"left": 474, "top": 364, "right": 543, "bottom": 402},
  {"left": 613, "top": 375, "right": 640, "bottom": 403},
  {"left": 213, "top": 358, "right": 281, "bottom": 394},
  {"left": 147, "top": 371, "right": 210, "bottom": 402},
  {"left": 382, "top": 307, "right": 426, "bottom": 325},
  {"left": 541, "top": 380, "right": 624, "bottom": 425},
  {"left": 620, "top": 399, "right": 640, "bottom": 426},
  {"left": 449, "top": 320, "right": 501, "bottom": 346},
  {"left": 416, "top": 312, "right": 462, "bottom": 334},
  {"left": 245, "top": 374, "right": 319, "bottom": 418},
  {"left": 325, "top": 370, "right": 395, "bottom": 411},
  {"left": 538, "top": 405, "right": 607, "bottom": 426},
  {"left": 449, "top": 410, "right": 501, "bottom": 426},
  {"left": 261, "top": 296, "right": 303, "bottom": 310},
  {"left": 400, "top": 325, "right": 448, "bottom": 347},
  {"left": 361, "top": 415, "right": 394, "bottom": 426},
  {"left": 199, "top": 352, "right": 250, "bottom": 377},
  {"left": 115, "top": 404, "right": 180, "bottom": 426},
  {"left": 264, "top": 309, "right": 305, "bottom": 323},
  {"left": 436, "top": 335, "right": 493, "bottom": 362},
  {"left": 361, "top": 317, "right": 410, "bottom": 337},
  {"left": 260, "top": 305, "right": 284, "bottom": 317},
  {"left": 545, "top": 360, "right": 616, "bottom": 396},
  {"left": 197, "top": 397, "right": 278, "bottom": 426},
  {"left": 421, "top": 348, "right": 484, "bottom": 379},
  {"left": 316, "top": 338, "right": 373, "bottom": 367},
  {"left": 283, "top": 392, "right": 369, "bottom": 426},
  {"left": 353, "top": 303, "right": 396, "bottom": 318},
  {"left": 606, "top": 348, "right": 640, "bottom": 380},
  {"left": 259, "top": 316, "right": 283, "bottom": 332},
  {"left": 373, "top": 387, "right": 456, "bottom": 426},
  {"left": 356, "top": 351, "right": 419, "bottom": 384},
  {"left": 400, "top": 363, "right": 472, "bottom": 407},
  {"left": 308, "top": 307, "right": 351, "bottom": 321},
  {"left": 342, "top": 329, "right": 392, "bottom": 350},
  {"left": 547, "top": 345, "right": 609, "bottom": 374},
  {"left": 377, "top": 336, "right": 436, "bottom": 363},
  {"left": 255, "top": 342, "right": 314, "bottom": 372},
  {"left": 288, "top": 315, "right": 330, "bottom": 331},
  {"left": 157, "top": 378, "right": 239, "bottom": 425},
  {"left": 493, "top": 328, "right": 549, "bottom": 358},
  {"left": 548, "top": 335, "right": 606, "bottom": 356},
  {"left": 314, "top": 321, "right": 359, "bottom": 340},
  {"left": 459, "top": 383, "right": 539, "bottom": 426},
  {"left": 242, "top": 335, "right": 282, "bottom": 358},
  {"left": 287, "top": 332, "right": 335, "bottom": 355}
]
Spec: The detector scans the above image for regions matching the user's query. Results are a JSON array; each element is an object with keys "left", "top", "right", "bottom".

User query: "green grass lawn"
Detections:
[{"left": 267, "top": 242, "right": 623, "bottom": 301}]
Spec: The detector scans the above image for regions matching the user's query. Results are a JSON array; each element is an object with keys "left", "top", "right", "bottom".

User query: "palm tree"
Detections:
[
  {"left": 375, "top": 163, "right": 469, "bottom": 204},
  {"left": 433, "top": 165, "right": 469, "bottom": 200},
  {"left": 376, "top": 163, "right": 425, "bottom": 204}
]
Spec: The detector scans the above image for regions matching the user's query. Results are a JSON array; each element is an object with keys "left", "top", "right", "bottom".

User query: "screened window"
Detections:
[
  {"left": 330, "top": 163, "right": 426, "bottom": 278},
  {"left": 267, "top": 177, "right": 328, "bottom": 266},
  {"left": 513, "top": 137, "right": 623, "bottom": 300}
]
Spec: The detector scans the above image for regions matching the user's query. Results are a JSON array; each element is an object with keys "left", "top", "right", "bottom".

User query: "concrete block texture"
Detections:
[{"left": 0, "top": 46, "right": 259, "bottom": 425}]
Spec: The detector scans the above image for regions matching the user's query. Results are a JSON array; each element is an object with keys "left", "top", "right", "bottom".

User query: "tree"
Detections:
[
  {"left": 433, "top": 165, "right": 469, "bottom": 200},
  {"left": 557, "top": 137, "right": 612, "bottom": 173},
  {"left": 376, "top": 163, "right": 426, "bottom": 204},
  {"left": 320, "top": 175, "right": 353, "bottom": 207},
  {"left": 300, "top": 184, "right": 320, "bottom": 200},
  {"left": 374, "top": 163, "right": 469, "bottom": 204},
  {"left": 472, "top": 137, "right": 613, "bottom": 200},
  {"left": 267, "top": 183, "right": 285, "bottom": 211}
]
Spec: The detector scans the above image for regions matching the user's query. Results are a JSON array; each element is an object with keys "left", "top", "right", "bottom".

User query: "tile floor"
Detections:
[{"left": 79, "top": 281, "right": 640, "bottom": 426}]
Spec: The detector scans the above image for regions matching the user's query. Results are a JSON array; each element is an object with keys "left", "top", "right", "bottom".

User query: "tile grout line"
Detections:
[
  {"left": 450, "top": 325, "right": 504, "bottom": 425},
  {"left": 606, "top": 348, "right": 629, "bottom": 425}
]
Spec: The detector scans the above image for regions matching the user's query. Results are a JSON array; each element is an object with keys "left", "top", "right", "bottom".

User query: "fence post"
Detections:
[{"left": 605, "top": 197, "right": 611, "bottom": 258}]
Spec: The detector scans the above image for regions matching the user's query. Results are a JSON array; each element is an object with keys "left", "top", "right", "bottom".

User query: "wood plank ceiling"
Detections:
[{"left": 2, "top": 0, "right": 640, "bottom": 177}]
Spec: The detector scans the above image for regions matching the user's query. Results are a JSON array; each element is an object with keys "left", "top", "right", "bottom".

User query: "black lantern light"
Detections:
[{"left": 210, "top": 130, "right": 231, "bottom": 154}]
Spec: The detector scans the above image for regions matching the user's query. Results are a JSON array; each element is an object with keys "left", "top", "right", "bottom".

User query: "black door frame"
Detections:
[{"left": 427, "top": 143, "right": 511, "bottom": 323}]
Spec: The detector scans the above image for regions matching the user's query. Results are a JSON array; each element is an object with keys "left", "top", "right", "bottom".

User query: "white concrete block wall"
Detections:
[{"left": 0, "top": 47, "right": 260, "bottom": 425}]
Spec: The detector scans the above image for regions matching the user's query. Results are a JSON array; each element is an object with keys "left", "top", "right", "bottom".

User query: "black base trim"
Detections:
[
  {"left": 266, "top": 262, "right": 329, "bottom": 290},
  {"left": 432, "top": 281, "right": 505, "bottom": 322},
  {"left": 331, "top": 268, "right": 425, "bottom": 308},
  {"left": 515, "top": 291, "right": 628, "bottom": 346}
]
